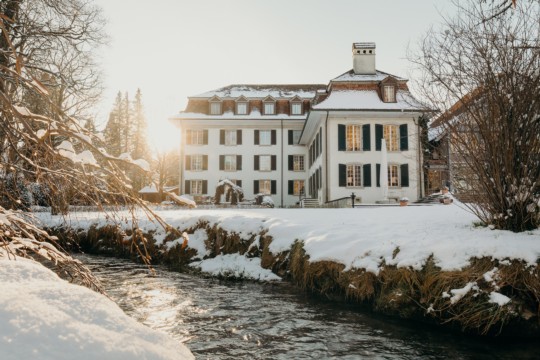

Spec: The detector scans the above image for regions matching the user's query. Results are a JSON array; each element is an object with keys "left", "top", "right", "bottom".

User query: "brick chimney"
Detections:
[{"left": 352, "top": 42, "right": 376, "bottom": 75}]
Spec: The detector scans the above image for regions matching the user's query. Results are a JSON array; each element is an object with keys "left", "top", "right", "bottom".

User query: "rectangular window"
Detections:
[
  {"left": 346, "top": 125, "right": 362, "bottom": 151},
  {"left": 293, "top": 155, "right": 304, "bottom": 171},
  {"left": 259, "top": 130, "right": 272, "bottom": 145},
  {"left": 384, "top": 86, "right": 396, "bottom": 102},
  {"left": 259, "top": 180, "right": 271, "bottom": 195},
  {"left": 292, "top": 130, "right": 301, "bottom": 145},
  {"left": 191, "top": 154, "right": 203, "bottom": 171},
  {"left": 224, "top": 155, "right": 237, "bottom": 171},
  {"left": 191, "top": 180, "right": 203, "bottom": 195},
  {"left": 346, "top": 164, "right": 362, "bottom": 187},
  {"left": 291, "top": 103, "right": 302, "bottom": 115},
  {"left": 210, "top": 102, "right": 222, "bottom": 115},
  {"left": 293, "top": 180, "right": 304, "bottom": 196},
  {"left": 225, "top": 130, "right": 237, "bottom": 146},
  {"left": 190, "top": 130, "right": 206, "bottom": 145},
  {"left": 264, "top": 103, "right": 275, "bottom": 115},
  {"left": 384, "top": 125, "right": 399, "bottom": 151},
  {"left": 259, "top": 155, "right": 271, "bottom": 171},
  {"left": 388, "top": 164, "right": 399, "bottom": 187},
  {"left": 236, "top": 102, "right": 247, "bottom": 115}
]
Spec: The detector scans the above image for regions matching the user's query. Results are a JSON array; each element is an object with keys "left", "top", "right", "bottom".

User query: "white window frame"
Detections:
[
  {"left": 346, "top": 164, "right": 362, "bottom": 187},
  {"left": 224, "top": 155, "right": 237, "bottom": 171},
  {"left": 259, "top": 130, "right": 272, "bottom": 146},
  {"left": 190, "top": 130, "right": 205, "bottom": 145},
  {"left": 388, "top": 164, "right": 400, "bottom": 187},
  {"left": 210, "top": 101, "right": 222, "bottom": 115},
  {"left": 259, "top": 155, "right": 271, "bottom": 171},
  {"left": 383, "top": 85, "right": 396, "bottom": 103},
  {"left": 191, "top": 154, "right": 204, "bottom": 171},
  {"left": 291, "top": 102, "right": 302, "bottom": 115},
  {"left": 384, "top": 124, "right": 399, "bottom": 151},
  {"left": 346, "top": 125, "right": 362, "bottom": 151},
  {"left": 225, "top": 130, "right": 237, "bottom": 146},
  {"left": 191, "top": 180, "right": 203, "bottom": 195},
  {"left": 264, "top": 102, "right": 275, "bottom": 115},
  {"left": 293, "top": 180, "right": 304, "bottom": 196},
  {"left": 293, "top": 155, "right": 304, "bottom": 171},
  {"left": 259, "top": 180, "right": 271, "bottom": 195},
  {"left": 236, "top": 102, "right": 248, "bottom": 115}
]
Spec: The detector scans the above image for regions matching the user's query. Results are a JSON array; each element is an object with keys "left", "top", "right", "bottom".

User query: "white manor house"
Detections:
[{"left": 170, "top": 43, "right": 427, "bottom": 207}]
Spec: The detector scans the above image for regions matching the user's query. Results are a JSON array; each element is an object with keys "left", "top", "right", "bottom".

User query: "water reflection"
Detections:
[{"left": 81, "top": 255, "right": 540, "bottom": 360}]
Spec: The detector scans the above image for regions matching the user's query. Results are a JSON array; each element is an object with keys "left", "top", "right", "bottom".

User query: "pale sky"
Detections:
[{"left": 92, "top": 0, "right": 455, "bottom": 152}]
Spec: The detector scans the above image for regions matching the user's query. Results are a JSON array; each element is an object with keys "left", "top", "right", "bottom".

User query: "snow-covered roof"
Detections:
[
  {"left": 139, "top": 184, "right": 157, "bottom": 194},
  {"left": 312, "top": 90, "right": 426, "bottom": 112},
  {"left": 191, "top": 84, "right": 326, "bottom": 99},
  {"left": 353, "top": 42, "right": 376, "bottom": 49},
  {"left": 331, "top": 69, "right": 407, "bottom": 83},
  {"left": 171, "top": 109, "right": 308, "bottom": 121}
]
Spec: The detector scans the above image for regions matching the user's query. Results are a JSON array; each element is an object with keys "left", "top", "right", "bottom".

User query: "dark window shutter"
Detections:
[
  {"left": 254, "top": 180, "right": 259, "bottom": 194},
  {"left": 288, "top": 130, "right": 293, "bottom": 145},
  {"left": 254, "top": 155, "right": 259, "bottom": 170},
  {"left": 339, "top": 164, "right": 346, "bottom": 187},
  {"left": 220, "top": 130, "right": 225, "bottom": 145},
  {"left": 236, "top": 180, "right": 242, "bottom": 188},
  {"left": 271, "top": 130, "right": 277, "bottom": 145},
  {"left": 400, "top": 124, "right": 408, "bottom": 151},
  {"left": 271, "top": 155, "right": 277, "bottom": 171},
  {"left": 375, "top": 124, "right": 383, "bottom": 151},
  {"left": 203, "top": 130, "right": 208, "bottom": 145},
  {"left": 237, "top": 130, "right": 242, "bottom": 145},
  {"left": 203, "top": 155, "right": 208, "bottom": 170},
  {"left": 219, "top": 155, "right": 224, "bottom": 170},
  {"left": 185, "top": 180, "right": 190, "bottom": 194},
  {"left": 202, "top": 180, "right": 208, "bottom": 194},
  {"left": 288, "top": 155, "right": 294, "bottom": 171},
  {"left": 363, "top": 164, "right": 371, "bottom": 187},
  {"left": 338, "top": 124, "right": 346, "bottom": 151},
  {"left": 288, "top": 180, "right": 294, "bottom": 195},
  {"left": 271, "top": 180, "right": 277, "bottom": 194},
  {"left": 376, "top": 164, "right": 381, "bottom": 187},
  {"left": 186, "top": 130, "right": 192, "bottom": 145},
  {"left": 362, "top": 124, "right": 371, "bottom": 151},
  {"left": 401, "top": 164, "right": 409, "bottom": 187},
  {"left": 185, "top": 155, "right": 191, "bottom": 170},
  {"left": 254, "top": 130, "right": 260, "bottom": 145},
  {"left": 318, "top": 166, "right": 322, "bottom": 189},
  {"left": 237, "top": 155, "right": 242, "bottom": 170}
]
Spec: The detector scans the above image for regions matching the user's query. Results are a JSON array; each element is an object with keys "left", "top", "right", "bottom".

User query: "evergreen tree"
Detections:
[{"left": 103, "top": 92, "right": 123, "bottom": 156}]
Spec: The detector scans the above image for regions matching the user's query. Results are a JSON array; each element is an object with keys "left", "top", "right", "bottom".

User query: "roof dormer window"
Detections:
[
  {"left": 383, "top": 85, "right": 396, "bottom": 103},
  {"left": 236, "top": 96, "right": 248, "bottom": 115},
  {"left": 290, "top": 96, "right": 303, "bottom": 115},
  {"left": 263, "top": 96, "right": 276, "bottom": 115},
  {"left": 209, "top": 96, "right": 222, "bottom": 115}
]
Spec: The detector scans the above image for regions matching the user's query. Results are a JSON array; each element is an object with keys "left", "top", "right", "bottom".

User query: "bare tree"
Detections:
[
  {"left": 0, "top": 0, "right": 164, "bottom": 282},
  {"left": 411, "top": 1, "right": 540, "bottom": 232}
]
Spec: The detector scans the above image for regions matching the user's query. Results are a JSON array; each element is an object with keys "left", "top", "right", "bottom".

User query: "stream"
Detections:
[{"left": 80, "top": 255, "right": 540, "bottom": 359}]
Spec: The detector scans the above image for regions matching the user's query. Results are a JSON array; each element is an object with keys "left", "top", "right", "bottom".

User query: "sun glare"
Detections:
[{"left": 147, "top": 119, "right": 180, "bottom": 155}]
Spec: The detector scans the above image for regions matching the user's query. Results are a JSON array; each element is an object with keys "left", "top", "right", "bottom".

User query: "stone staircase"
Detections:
[{"left": 301, "top": 198, "right": 319, "bottom": 208}]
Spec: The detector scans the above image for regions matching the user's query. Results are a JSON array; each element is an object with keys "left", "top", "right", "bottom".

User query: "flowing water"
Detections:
[{"left": 81, "top": 255, "right": 540, "bottom": 360}]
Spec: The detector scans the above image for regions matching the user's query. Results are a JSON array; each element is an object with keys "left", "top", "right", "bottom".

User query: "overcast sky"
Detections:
[{"left": 92, "top": 0, "right": 455, "bottom": 151}]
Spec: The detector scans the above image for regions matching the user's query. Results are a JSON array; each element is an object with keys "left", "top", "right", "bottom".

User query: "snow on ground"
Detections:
[
  {"left": 190, "top": 253, "right": 281, "bottom": 281},
  {"left": 36, "top": 203, "right": 540, "bottom": 278},
  {"left": 0, "top": 255, "right": 194, "bottom": 360}
]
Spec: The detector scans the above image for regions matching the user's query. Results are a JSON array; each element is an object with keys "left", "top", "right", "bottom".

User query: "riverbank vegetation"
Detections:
[{"left": 41, "top": 205, "right": 540, "bottom": 337}]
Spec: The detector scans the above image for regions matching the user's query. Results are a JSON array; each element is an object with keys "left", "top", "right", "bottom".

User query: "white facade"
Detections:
[{"left": 171, "top": 43, "right": 427, "bottom": 207}]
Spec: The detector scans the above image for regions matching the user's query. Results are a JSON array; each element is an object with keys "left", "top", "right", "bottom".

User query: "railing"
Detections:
[{"left": 323, "top": 197, "right": 353, "bottom": 208}]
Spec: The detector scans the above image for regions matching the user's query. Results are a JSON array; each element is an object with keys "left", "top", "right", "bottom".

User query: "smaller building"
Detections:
[{"left": 139, "top": 185, "right": 179, "bottom": 203}]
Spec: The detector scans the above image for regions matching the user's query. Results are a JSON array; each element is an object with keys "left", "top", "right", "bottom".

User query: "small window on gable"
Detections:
[
  {"left": 236, "top": 96, "right": 248, "bottom": 115},
  {"left": 383, "top": 85, "right": 396, "bottom": 103},
  {"left": 209, "top": 97, "right": 222, "bottom": 115},
  {"left": 290, "top": 97, "right": 303, "bottom": 115},
  {"left": 263, "top": 96, "right": 276, "bottom": 115}
]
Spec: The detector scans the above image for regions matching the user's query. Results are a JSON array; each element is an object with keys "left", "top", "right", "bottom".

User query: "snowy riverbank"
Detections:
[
  {"left": 0, "top": 255, "right": 194, "bottom": 360},
  {"left": 30, "top": 203, "right": 540, "bottom": 336}
]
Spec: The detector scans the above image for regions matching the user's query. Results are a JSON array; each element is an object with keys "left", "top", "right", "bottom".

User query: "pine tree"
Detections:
[
  {"left": 131, "top": 89, "right": 149, "bottom": 161},
  {"left": 103, "top": 92, "right": 123, "bottom": 156}
]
